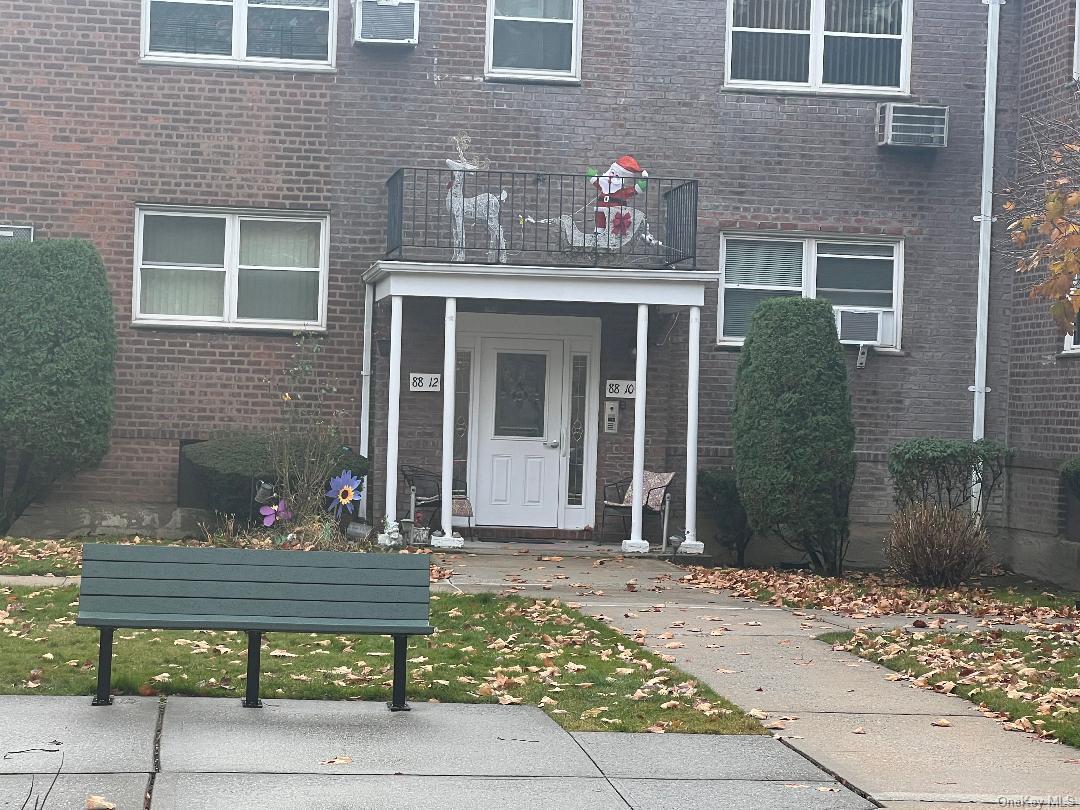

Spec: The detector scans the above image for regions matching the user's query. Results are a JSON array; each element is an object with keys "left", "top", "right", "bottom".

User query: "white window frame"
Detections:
[
  {"left": 725, "top": 0, "right": 913, "bottom": 96},
  {"left": 717, "top": 233, "right": 904, "bottom": 349},
  {"left": 1074, "top": 0, "right": 1080, "bottom": 80},
  {"left": 133, "top": 206, "right": 330, "bottom": 331},
  {"left": 485, "top": 0, "right": 583, "bottom": 83},
  {"left": 1066, "top": 333, "right": 1080, "bottom": 354},
  {"left": 140, "top": 0, "right": 337, "bottom": 71}
]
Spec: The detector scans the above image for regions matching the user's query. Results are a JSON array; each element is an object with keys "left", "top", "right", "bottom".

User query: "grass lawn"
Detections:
[
  {"left": 682, "top": 565, "right": 1079, "bottom": 623},
  {"left": 0, "top": 585, "right": 762, "bottom": 735},
  {"left": 822, "top": 628, "right": 1080, "bottom": 748},
  {"left": 0, "top": 538, "right": 87, "bottom": 577}
]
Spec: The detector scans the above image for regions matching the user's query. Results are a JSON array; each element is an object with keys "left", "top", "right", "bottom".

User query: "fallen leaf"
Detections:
[
  {"left": 86, "top": 797, "right": 117, "bottom": 810},
  {"left": 931, "top": 718, "right": 952, "bottom": 728},
  {"left": 321, "top": 756, "right": 353, "bottom": 765}
]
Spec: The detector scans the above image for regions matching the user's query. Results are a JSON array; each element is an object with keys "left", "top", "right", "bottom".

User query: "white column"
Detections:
[
  {"left": 433, "top": 298, "right": 464, "bottom": 549},
  {"left": 623, "top": 304, "right": 651, "bottom": 554},
  {"left": 379, "top": 295, "right": 404, "bottom": 546},
  {"left": 680, "top": 306, "right": 705, "bottom": 555},
  {"left": 357, "top": 283, "right": 374, "bottom": 519}
]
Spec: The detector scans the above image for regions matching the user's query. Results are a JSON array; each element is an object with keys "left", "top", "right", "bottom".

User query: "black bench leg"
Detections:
[
  {"left": 243, "top": 631, "right": 263, "bottom": 708},
  {"left": 92, "top": 628, "right": 114, "bottom": 706},
  {"left": 388, "top": 634, "right": 410, "bottom": 712}
]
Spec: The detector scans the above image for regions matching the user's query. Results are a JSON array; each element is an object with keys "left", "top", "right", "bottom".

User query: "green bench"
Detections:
[{"left": 75, "top": 544, "right": 433, "bottom": 711}]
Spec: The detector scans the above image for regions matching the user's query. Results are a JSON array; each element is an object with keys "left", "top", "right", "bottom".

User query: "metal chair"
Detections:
[
  {"left": 600, "top": 471, "right": 676, "bottom": 545},
  {"left": 400, "top": 465, "right": 475, "bottom": 542}
]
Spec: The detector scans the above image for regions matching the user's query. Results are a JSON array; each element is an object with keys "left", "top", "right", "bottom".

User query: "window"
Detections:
[
  {"left": 143, "top": 0, "right": 336, "bottom": 69},
  {"left": 726, "top": 0, "right": 911, "bottom": 93},
  {"left": 567, "top": 354, "right": 588, "bottom": 507},
  {"left": 453, "top": 350, "right": 473, "bottom": 488},
  {"left": 486, "top": 0, "right": 582, "bottom": 81},
  {"left": 134, "top": 208, "right": 328, "bottom": 329},
  {"left": 719, "top": 235, "right": 902, "bottom": 347}
]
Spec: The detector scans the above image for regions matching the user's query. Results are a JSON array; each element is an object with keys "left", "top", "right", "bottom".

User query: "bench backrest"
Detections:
[{"left": 78, "top": 544, "right": 431, "bottom": 626}]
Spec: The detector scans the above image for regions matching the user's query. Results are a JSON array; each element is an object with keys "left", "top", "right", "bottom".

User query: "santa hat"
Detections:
[
  {"left": 595, "top": 155, "right": 649, "bottom": 197},
  {"left": 613, "top": 155, "right": 644, "bottom": 176}
]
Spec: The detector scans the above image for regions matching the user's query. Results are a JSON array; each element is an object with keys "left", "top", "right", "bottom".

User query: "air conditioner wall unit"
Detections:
[
  {"left": 835, "top": 308, "right": 887, "bottom": 346},
  {"left": 355, "top": 0, "right": 419, "bottom": 45},
  {"left": 0, "top": 224, "right": 33, "bottom": 243},
  {"left": 876, "top": 103, "right": 949, "bottom": 148}
]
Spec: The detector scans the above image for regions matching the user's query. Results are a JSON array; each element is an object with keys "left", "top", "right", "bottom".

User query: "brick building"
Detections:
[
  {"left": 1001, "top": 0, "right": 1080, "bottom": 587},
  {"left": 1, "top": 1, "right": 1077, "bottom": 586}
]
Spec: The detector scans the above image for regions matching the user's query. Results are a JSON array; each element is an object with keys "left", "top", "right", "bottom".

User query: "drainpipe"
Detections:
[
  {"left": 358, "top": 282, "right": 374, "bottom": 520},
  {"left": 971, "top": 0, "right": 1004, "bottom": 510}
]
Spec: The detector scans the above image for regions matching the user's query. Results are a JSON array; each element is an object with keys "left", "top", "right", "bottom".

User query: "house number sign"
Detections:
[
  {"left": 606, "top": 380, "right": 636, "bottom": 398},
  {"left": 410, "top": 374, "right": 441, "bottom": 392}
]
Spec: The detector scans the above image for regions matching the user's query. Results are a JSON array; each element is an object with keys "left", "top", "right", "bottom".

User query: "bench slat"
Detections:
[
  {"left": 82, "top": 560, "right": 429, "bottom": 587},
  {"left": 79, "top": 594, "right": 430, "bottom": 622},
  {"left": 81, "top": 578, "right": 430, "bottom": 604},
  {"left": 76, "top": 611, "right": 433, "bottom": 635},
  {"left": 81, "top": 544, "right": 430, "bottom": 571}
]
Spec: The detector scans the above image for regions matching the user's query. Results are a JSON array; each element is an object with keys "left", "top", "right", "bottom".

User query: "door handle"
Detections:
[{"left": 544, "top": 438, "right": 560, "bottom": 449}]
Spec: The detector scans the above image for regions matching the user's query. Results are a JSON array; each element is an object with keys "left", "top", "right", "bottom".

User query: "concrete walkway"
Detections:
[
  {"left": 435, "top": 546, "right": 1080, "bottom": 808},
  {"left": 0, "top": 696, "right": 869, "bottom": 809}
]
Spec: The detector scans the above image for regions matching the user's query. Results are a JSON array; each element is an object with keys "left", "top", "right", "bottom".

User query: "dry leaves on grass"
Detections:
[
  {"left": 837, "top": 627, "right": 1080, "bottom": 742},
  {"left": 681, "top": 566, "right": 1078, "bottom": 627},
  {"left": 469, "top": 599, "right": 737, "bottom": 726},
  {"left": 0, "top": 538, "right": 82, "bottom": 570}
]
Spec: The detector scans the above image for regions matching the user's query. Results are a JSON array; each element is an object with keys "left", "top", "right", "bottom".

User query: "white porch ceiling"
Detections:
[{"left": 363, "top": 261, "right": 717, "bottom": 307}]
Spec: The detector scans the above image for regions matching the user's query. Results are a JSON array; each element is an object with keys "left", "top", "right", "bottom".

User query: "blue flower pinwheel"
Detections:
[{"left": 327, "top": 470, "right": 362, "bottom": 517}]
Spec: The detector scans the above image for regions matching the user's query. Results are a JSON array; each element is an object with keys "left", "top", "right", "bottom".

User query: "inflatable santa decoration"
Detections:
[{"left": 590, "top": 155, "right": 648, "bottom": 232}]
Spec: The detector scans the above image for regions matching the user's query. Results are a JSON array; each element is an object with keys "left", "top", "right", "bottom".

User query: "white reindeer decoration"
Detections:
[{"left": 446, "top": 134, "right": 507, "bottom": 263}]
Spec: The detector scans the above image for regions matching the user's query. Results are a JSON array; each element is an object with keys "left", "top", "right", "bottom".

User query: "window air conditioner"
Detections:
[
  {"left": 0, "top": 225, "right": 33, "bottom": 243},
  {"left": 355, "top": 0, "right": 419, "bottom": 45},
  {"left": 876, "top": 103, "right": 949, "bottom": 148},
  {"left": 835, "top": 309, "right": 885, "bottom": 346}
]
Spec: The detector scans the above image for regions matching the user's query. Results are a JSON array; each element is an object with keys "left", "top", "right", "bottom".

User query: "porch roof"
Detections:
[{"left": 362, "top": 261, "right": 717, "bottom": 307}]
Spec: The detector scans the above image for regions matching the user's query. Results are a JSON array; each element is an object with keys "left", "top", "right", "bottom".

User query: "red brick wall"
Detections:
[
  {"left": 1004, "top": 0, "right": 1080, "bottom": 553},
  {"left": 2, "top": 0, "right": 359, "bottom": 504}
]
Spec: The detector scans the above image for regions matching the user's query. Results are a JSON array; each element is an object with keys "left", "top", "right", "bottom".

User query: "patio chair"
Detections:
[
  {"left": 401, "top": 465, "right": 475, "bottom": 541},
  {"left": 600, "top": 471, "right": 676, "bottom": 545}
]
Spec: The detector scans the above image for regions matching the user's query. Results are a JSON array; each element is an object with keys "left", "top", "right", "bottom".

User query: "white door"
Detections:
[{"left": 475, "top": 338, "right": 564, "bottom": 527}]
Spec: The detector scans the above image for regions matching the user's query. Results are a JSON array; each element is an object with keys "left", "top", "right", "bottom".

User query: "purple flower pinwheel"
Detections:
[{"left": 259, "top": 499, "right": 293, "bottom": 527}]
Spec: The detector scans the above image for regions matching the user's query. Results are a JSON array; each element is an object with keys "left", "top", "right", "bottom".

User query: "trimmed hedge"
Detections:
[
  {"left": 888, "top": 438, "right": 1012, "bottom": 514},
  {"left": 0, "top": 240, "right": 116, "bottom": 533},
  {"left": 183, "top": 433, "right": 368, "bottom": 519},
  {"left": 698, "top": 468, "right": 752, "bottom": 566},
  {"left": 1061, "top": 457, "right": 1080, "bottom": 502},
  {"left": 733, "top": 297, "right": 856, "bottom": 576}
]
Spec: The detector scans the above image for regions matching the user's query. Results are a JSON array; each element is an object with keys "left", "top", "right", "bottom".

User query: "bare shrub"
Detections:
[
  {"left": 268, "top": 422, "right": 354, "bottom": 520},
  {"left": 884, "top": 503, "right": 991, "bottom": 587}
]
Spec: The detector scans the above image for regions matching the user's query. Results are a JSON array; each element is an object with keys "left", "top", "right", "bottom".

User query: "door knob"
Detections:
[{"left": 544, "top": 438, "right": 560, "bottom": 448}]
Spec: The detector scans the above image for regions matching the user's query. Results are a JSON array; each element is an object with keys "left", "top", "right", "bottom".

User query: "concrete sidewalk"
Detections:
[
  {"left": 0, "top": 696, "right": 869, "bottom": 810},
  {"left": 435, "top": 547, "right": 1080, "bottom": 808}
]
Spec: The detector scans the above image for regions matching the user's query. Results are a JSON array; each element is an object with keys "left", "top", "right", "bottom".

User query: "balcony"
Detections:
[{"left": 386, "top": 168, "right": 699, "bottom": 270}]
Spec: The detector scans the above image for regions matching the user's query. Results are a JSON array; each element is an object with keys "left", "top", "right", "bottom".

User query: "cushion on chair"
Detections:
[
  {"left": 618, "top": 471, "right": 675, "bottom": 512},
  {"left": 452, "top": 496, "right": 474, "bottom": 518}
]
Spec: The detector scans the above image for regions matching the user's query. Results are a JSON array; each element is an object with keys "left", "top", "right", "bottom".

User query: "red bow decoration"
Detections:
[{"left": 611, "top": 210, "right": 634, "bottom": 237}]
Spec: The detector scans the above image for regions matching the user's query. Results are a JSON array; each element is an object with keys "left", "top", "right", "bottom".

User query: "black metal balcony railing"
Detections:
[{"left": 386, "top": 168, "right": 699, "bottom": 269}]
